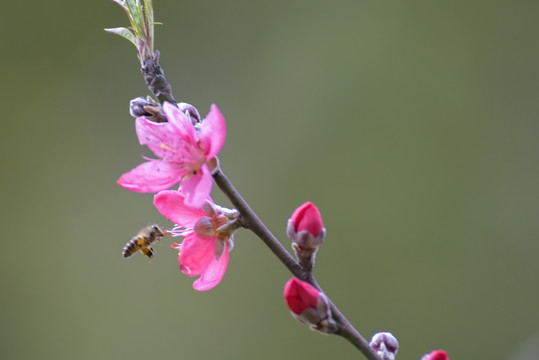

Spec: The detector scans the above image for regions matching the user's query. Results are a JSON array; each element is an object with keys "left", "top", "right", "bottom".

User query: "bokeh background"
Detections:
[{"left": 2, "top": 0, "right": 538, "bottom": 359}]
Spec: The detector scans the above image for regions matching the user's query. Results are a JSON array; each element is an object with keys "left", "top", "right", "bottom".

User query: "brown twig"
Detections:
[
  {"left": 141, "top": 51, "right": 176, "bottom": 105},
  {"left": 213, "top": 168, "right": 381, "bottom": 360}
]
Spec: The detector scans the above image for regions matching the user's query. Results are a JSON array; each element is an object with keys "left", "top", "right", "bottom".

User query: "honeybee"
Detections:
[{"left": 122, "top": 224, "right": 165, "bottom": 259}]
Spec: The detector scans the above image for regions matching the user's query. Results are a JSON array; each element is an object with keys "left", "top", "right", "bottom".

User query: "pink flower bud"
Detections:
[
  {"left": 286, "top": 202, "right": 326, "bottom": 271},
  {"left": 421, "top": 350, "right": 449, "bottom": 360},
  {"left": 290, "top": 201, "right": 324, "bottom": 236},
  {"left": 283, "top": 278, "right": 337, "bottom": 333},
  {"left": 370, "top": 332, "right": 399, "bottom": 360},
  {"left": 284, "top": 277, "right": 320, "bottom": 315}
]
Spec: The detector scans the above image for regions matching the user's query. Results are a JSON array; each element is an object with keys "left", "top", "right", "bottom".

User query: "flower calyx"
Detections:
[{"left": 193, "top": 201, "right": 240, "bottom": 260}]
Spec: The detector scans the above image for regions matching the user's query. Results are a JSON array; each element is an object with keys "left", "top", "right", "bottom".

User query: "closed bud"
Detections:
[
  {"left": 420, "top": 350, "right": 449, "bottom": 360},
  {"left": 288, "top": 201, "right": 324, "bottom": 237},
  {"left": 283, "top": 277, "right": 337, "bottom": 334},
  {"left": 129, "top": 96, "right": 167, "bottom": 122},
  {"left": 286, "top": 202, "right": 326, "bottom": 270},
  {"left": 129, "top": 97, "right": 154, "bottom": 117},
  {"left": 370, "top": 332, "right": 399, "bottom": 360},
  {"left": 177, "top": 102, "right": 201, "bottom": 125}
]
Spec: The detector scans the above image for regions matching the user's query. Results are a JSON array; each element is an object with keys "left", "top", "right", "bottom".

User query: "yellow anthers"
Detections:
[{"left": 160, "top": 143, "right": 176, "bottom": 152}]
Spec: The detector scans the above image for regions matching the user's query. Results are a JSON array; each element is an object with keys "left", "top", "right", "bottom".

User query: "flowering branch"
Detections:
[
  {"left": 108, "top": 2, "right": 452, "bottom": 360},
  {"left": 107, "top": 1, "right": 380, "bottom": 356},
  {"left": 213, "top": 169, "right": 375, "bottom": 356},
  {"left": 213, "top": 168, "right": 380, "bottom": 360},
  {"left": 309, "top": 275, "right": 379, "bottom": 360},
  {"left": 212, "top": 169, "right": 304, "bottom": 276}
]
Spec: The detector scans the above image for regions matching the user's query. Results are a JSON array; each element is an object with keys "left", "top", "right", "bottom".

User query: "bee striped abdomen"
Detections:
[{"left": 122, "top": 238, "right": 142, "bottom": 258}]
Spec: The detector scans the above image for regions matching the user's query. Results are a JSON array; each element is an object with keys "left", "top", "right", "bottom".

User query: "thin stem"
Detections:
[
  {"left": 307, "top": 275, "right": 380, "bottom": 360},
  {"left": 141, "top": 50, "right": 176, "bottom": 105},
  {"left": 213, "top": 169, "right": 304, "bottom": 276},
  {"left": 213, "top": 168, "right": 381, "bottom": 360}
]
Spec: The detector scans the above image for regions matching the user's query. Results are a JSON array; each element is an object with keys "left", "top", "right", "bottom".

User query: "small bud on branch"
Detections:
[
  {"left": 283, "top": 277, "right": 338, "bottom": 334},
  {"left": 370, "top": 332, "right": 399, "bottom": 360},
  {"left": 287, "top": 202, "right": 326, "bottom": 271},
  {"left": 420, "top": 350, "right": 450, "bottom": 360}
]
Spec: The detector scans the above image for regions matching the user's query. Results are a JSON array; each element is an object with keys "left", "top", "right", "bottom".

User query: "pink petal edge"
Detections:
[
  {"left": 117, "top": 160, "right": 185, "bottom": 193},
  {"left": 135, "top": 117, "right": 180, "bottom": 159},
  {"left": 192, "top": 242, "right": 229, "bottom": 291},
  {"left": 199, "top": 104, "right": 226, "bottom": 160},
  {"left": 181, "top": 164, "right": 213, "bottom": 209},
  {"left": 163, "top": 102, "right": 197, "bottom": 144},
  {"left": 153, "top": 190, "right": 206, "bottom": 227},
  {"left": 179, "top": 233, "right": 217, "bottom": 277}
]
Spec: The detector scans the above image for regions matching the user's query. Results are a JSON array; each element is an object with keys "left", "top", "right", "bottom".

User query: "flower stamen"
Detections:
[{"left": 160, "top": 143, "right": 176, "bottom": 152}]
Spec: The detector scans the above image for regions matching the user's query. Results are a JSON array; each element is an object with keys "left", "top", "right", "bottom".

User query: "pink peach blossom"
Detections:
[
  {"left": 118, "top": 101, "right": 226, "bottom": 208},
  {"left": 154, "top": 190, "right": 233, "bottom": 291}
]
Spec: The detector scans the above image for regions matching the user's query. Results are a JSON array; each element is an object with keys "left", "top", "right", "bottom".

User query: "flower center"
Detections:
[{"left": 186, "top": 147, "right": 206, "bottom": 174}]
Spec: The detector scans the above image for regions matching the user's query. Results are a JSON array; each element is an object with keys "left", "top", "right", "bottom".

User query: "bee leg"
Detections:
[{"left": 141, "top": 247, "right": 154, "bottom": 259}]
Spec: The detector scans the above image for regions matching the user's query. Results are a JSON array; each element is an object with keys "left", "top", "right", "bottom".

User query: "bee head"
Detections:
[{"left": 150, "top": 224, "right": 164, "bottom": 237}]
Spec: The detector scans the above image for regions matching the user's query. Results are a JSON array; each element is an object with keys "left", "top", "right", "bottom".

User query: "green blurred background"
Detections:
[{"left": 2, "top": 0, "right": 538, "bottom": 359}]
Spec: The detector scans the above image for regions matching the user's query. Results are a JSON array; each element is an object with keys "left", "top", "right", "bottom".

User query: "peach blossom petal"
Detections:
[
  {"left": 181, "top": 164, "right": 213, "bottom": 208},
  {"left": 153, "top": 190, "right": 206, "bottom": 228},
  {"left": 117, "top": 160, "right": 186, "bottom": 193},
  {"left": 135, "top": 117, "right": 178, "bottom": 159},
  {"left": 199, "top": 104, "right": 226, "bottom": 160},
  {"left": 163, "top": 102, "right": 197, "bottom": 144},
  {"left": 179, "top": 234, "right": 216, "bottom": 278},
  {"left": 192, "top": 242, "right": 229, "bottom": 291}
]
